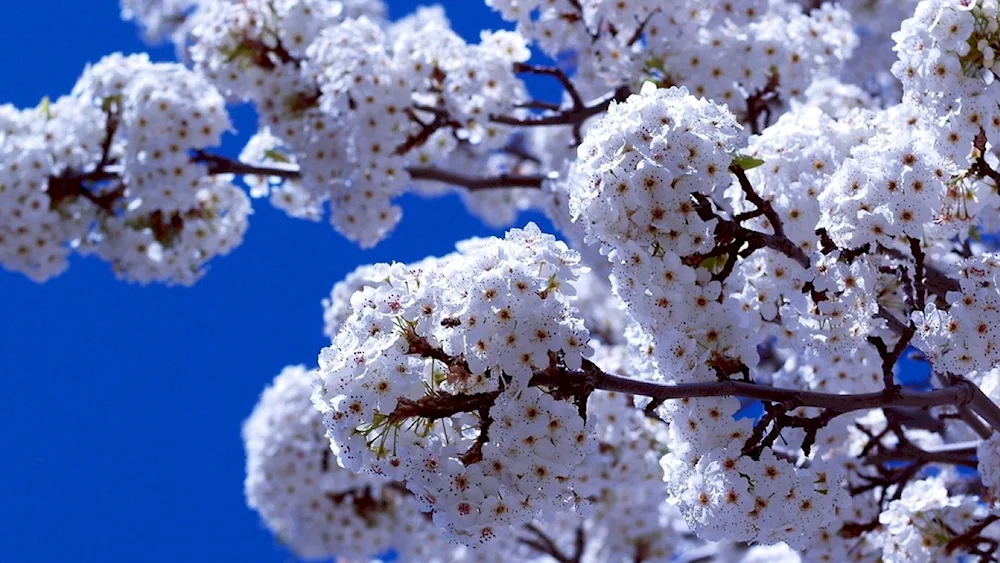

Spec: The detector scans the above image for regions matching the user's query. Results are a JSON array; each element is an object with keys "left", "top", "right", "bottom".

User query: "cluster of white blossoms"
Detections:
[
  {"left": 566, "top": 344, "right": 683, "bottom": 563},
  {"left": 0, "top": 95, "right": 104, "bottom": 281},
  {"left": 182, "top": 0, "right": 534, "bottom": 247},
  {"left": 314, "top": 223, "right": 596, "bottom": 544},
  {"left": 980, "top": 432, "right": 1000, "bottom": 500},
  {"left": 322, "top": 262, "right": 391, "bottom": 340},
  {"left": 894, "top": 0, "right": 1000, "bottom": 160},
  {"left": 487, "top": 0, "right": 855, "bottom": 120},
  {"left": 0, "top": 53, "right": 248, "bottom": 284},
  {"left": 658, "top": 393, "right": 853, "bottom": 548},
  {"left": 562, "top": 86, "right": 861, "bottom": 545},
  {"left": 4, "top": 0, "right": 544, "bottom": 283},
  {"left": 878, "top": 478, "right": 994, "bottom": 562},
  {"left": 821, "top": 123, "right": 953, "bottom": 248},
  {"left": 569, "top": 83, "right": 759, "bottom": 384},
  {"left": 244, "top": 365, "right": 451, "bottom": 561},
  {"left": 731, "top": 103, "right": 874, "bottom": 250},
  {"left": 120, "top": 0, "right": 198, "bottom": 42},
  {"left": 912, "top": 254, "right": 1000, "bottom": 375},
  {"left": 657, "top": 3, "right": 856, "bottom": 118}
]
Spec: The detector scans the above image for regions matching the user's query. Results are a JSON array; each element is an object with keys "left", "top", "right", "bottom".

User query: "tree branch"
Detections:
[
  {"left": 690, "top": 193, "right": 810, "bottom": 270},
  {"left": 908, "top": 236, "right": 927, "bottom": 311},
  {"left": 490, "top": 85, "right": 631, "bottom": 130},
  {"left": 519, "top": 523, "right": 583, "bottom": 563},
  {"left": 392, "top": 332, "right": 985, "bottom": 434},
  {"left": 406, "top": 166, "right": 546, "bottom": 191},
  {"left": 592, "top": 369, "right": 978, "bottom": 415},
  {"left": 513, "top": 62, "right": 585, "bottom": 111},
  {"left": 864, "top": 441, "right": 979, "bottom": 468},
  {"left": 731, "top": 163, "right": 785, "bottom": 237},
  {"left": 394, "top": 108, "right": 462, "bottom": 156},
  {"left": 945, "top": 514, "right": 1000, "bottom": 557},
  {"left": 200, "top": 151, "right": 546, "bottom": 192},
  {"left": 193, "top": 151, "right": 301, "bottom": 179}
]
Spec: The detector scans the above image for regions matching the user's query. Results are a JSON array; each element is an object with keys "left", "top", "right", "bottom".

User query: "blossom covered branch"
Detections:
[{"left": 11, "top": 0, "right": 1000, "bottom": 562}]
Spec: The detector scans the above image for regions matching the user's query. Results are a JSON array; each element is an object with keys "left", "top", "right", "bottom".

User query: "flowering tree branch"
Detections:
[
  {"left": 730, "top": 163, "right": 787, "bottom": 238},
  {"left": 512, "top": 62, "right": 586, "bottom": 111},
  {"left": 406, "top": 166, "right": 547, "bottom": 190},
  {"left": 198, "top": 150, "right": 548, "bottom": 191},
  {"left": 742, "top": 73, "right": 781, "bottom": 135},
  {"left": 393, "top": 330, "right": 991, "bottom": 441},
  {"left": 945, "top": 515, "right": 1000, "bottom": 557},
  {"left": 48, "top": 150, "right": 547, "bottom": 217},
  {"left": 688, "top": 168, "right": 811, "bottom": 271},
  {"left": 491, "top": 85, "right": 632, "bottom": 132},
  {"left": 863, "top": 441, "right": 978, "bottom": 468}
]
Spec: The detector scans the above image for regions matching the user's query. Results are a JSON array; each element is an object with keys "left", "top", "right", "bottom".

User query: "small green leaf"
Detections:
[
  {"left": 263, "top": 149, "right": 292, "bottom": 163},
  {"left": 644, "top": 56, "right": 665, "bottom": 72},
  {"left": 970, "top": 225, "right": 983, "bottom": 242},
  {"left": 700, "top": 255, "right": 725, "bottom": 271},
  {"left": 100, "top": 94, "right": 121, "bottom": 113},
  {"left": 39, "top": 96, "right": 51, "bottom": 120},
  {"left": 731, "top": 153, "right": 765, "bottom": 170}
]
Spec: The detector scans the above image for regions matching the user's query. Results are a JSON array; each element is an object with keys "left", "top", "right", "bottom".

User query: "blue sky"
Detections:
[{"left": 0, "top": 2, "right": 541, "bottom": 561}]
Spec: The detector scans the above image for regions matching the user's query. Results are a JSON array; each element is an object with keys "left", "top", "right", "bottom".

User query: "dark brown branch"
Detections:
[
  {"left": 592, "top": 368, "right": 978, "bottom": 414},
  {"left": 743, "top": 73, "right": 781, "bottom": 135},
  {"left": 501, "top": 144, "right": 542, "bottom": 165},
  {"left": 573, "top": 526, "right": 586, "bottom": 563},
  {"left": 968, "top": 378, "right": 1000, "bottom": 434},
  {"left": 866, "top": 317, "right": 915, "bottom": 390},
  {"left": 690, "top": 193, "right": 810, "bottom": 271},
  {"left": 459, "top": 405, "right": 492, "bottom": 465},
  {"left": 201, "top": 152, "right": 546, "bottom": 191},
  {"left": 192, "top": 151, "right": 301, "bottom": 179},
  {"left": 47, "top": 172, "right": 123, "bottom": 212},
  {"left": 908, "top": 236, "right": 927, "bottom": 311},
  {"left": 875, "top": 308, "right": 910, "bottom": 336},
  {"left": 934, "top": 371, "right": 993, "bottom": 440},
  {"left": 732, "top": 208, "right": 765, "bottom": 223},
  {"left": 57, "top": 152, "right": 546, "bottom": 218},
  {"left": 519, "top": 523, "right": 579, "bottom": 563},
  {"left": 849, "top": 460, "right": 925, "bottom": 498},
  {"left": 517, "top": 100, "right": 563, "bottom": 112},
  {"left": 392, "top": 333, "right": 984, "bottom": 430},
  {"left": 883, "top": 407, "right": 946, "bottom": 433},
  {"left": 407, "top": 166, "right": 546, "bottom": 191},
  {"left": 731, "top": 163, "right": 785, "bottom": 237},
  {"left": 864, "top": 441, "right": 979, "bottom": 468},
  {"left": 513, "top": 62, "right": 585, "bottom": 111},
  {"left": 395, "top": 108, "right": 461, "bottom": 156},
  {"left": 387, "top": 391, "right": 500, "bottom": 425},
  {"left": 96, "top": 96, "right": 120, "bottom": 171},
  {"left": 490, "top": 85, "right": 631, "bottom": 129},
  {"left": 973, "top": 129, "right": 1000, "bottom": 187},
  {"left": 946, "top": 514, "right": 1000, "bottom": 556},
  {"left": 626, "top": 9, "right": 660, "bottom": 46}
]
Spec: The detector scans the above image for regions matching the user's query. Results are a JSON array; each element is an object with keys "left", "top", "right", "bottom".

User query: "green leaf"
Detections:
[
  {"left": 644, "top": 56, "right": 665, "bottom": 72},
  {"left": 699, "top": 255, "right": 725, "bottom": 271},
  {"left": 263, "top": 149, "right": 292, "bottom": 164},
  {"left": 39, "top": 96, "right": 51, "bottom": 120},
  {"left": 970, "top": 225, "right": 983, "bottom": 242},
  {"left": 101, "top": 94, "right": 122, "bottom": 114},
  {"left": 731, "top": 153, "right": 765, "bottom": 170}
]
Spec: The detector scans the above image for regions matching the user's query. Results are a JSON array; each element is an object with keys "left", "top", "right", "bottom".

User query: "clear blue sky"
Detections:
[{"left": 0, "top": 2, "right": 545, "bottom": 561}]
